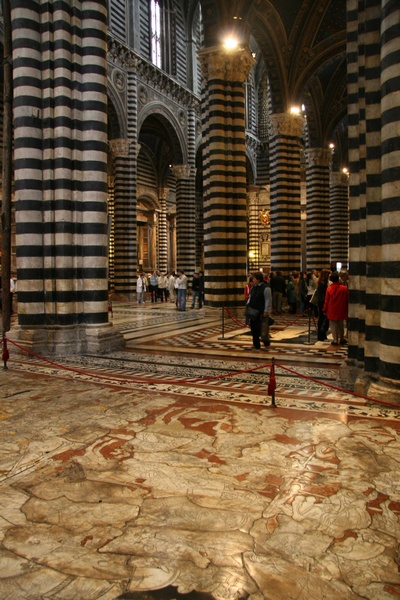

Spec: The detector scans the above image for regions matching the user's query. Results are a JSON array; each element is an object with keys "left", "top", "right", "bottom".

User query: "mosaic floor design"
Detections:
[
  {"left": 2, "top": 302, "right": 400, "bottom": 599},
  {"left": 2, "top": 369, "right": 400, "bottom": 599}
]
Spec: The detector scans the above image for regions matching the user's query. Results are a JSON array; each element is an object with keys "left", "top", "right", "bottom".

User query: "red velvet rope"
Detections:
[{"left": 3, "top": 336, "right": 394, "bottom": 408}]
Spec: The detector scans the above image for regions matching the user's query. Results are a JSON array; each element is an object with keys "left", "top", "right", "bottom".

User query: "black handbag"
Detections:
[{"left": 245, "top": 305, "right": 260, "bottom": 321}]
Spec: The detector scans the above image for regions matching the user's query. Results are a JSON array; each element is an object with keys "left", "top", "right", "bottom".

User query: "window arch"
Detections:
[{"left": 150, "top": 0, "right": 177, "bottom": 76}]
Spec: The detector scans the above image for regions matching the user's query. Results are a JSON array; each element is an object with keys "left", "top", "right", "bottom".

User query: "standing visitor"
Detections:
[
  {"left": 270, "top": 270, "right": 286, "bottom": 314},
  {"left": 191, "top": 272, "right": 202, "bottom": 309},
  {"left": 176, "top": 270, "right": 188, "bottom": 311},
  {"left": 316, "top": 268, "right": 331, "bottom": 341},
  {"left": 323, "top": 271, "right": 349, "bottom": 346},
  {"left": 149, "top": 271, "right": 159, "bottom": 303},
  {"left": 245, "top": 272, "right": 272, "bottom": 350},
  {"left": 136, "top": 273, "right": 146, "bottom": 304}
]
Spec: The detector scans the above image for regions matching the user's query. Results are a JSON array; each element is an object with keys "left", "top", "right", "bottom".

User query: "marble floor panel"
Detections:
[{"left": 1, "top": 301, "right": 400, "bottom": 599}]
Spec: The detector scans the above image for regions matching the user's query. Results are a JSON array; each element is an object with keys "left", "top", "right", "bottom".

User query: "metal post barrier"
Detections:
[
  {"left": 268, "top": 357, "right": 277, "bottom": 407},
  {"left": 303, "top": 305, "right": 313, "bottom": 345},
  {"left": 220, "top": 306, "right": 225, "bottom": 339}
]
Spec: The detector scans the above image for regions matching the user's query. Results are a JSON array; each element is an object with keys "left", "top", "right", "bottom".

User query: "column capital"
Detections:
[
  {"left": 269, "top": 112, "right": 305, "bottom": 138},
  {"left": 330, "top": 171, "right": 349, "bottom": 186},
  {"left": 305, "top": 148, "right": 332, "bottom": 167},
  {"left": 198, "top": 46, "right": 254, "bottom": 83},
  {"left": 172, "top": 164, "right": 192, "bottom": 180},
  {"left": 109, "top": 138, "right": 131, "bottom": 158}
]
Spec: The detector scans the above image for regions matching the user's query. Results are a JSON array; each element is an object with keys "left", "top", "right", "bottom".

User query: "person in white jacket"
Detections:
[{"left": 136, "top": 273, "right": 146, "bottom": 304}]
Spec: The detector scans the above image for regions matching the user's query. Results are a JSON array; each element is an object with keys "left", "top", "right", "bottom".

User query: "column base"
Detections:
[
  {"left": 338, "top": 359, "right": 400, "bottom": 405},
  {"left": 8, "top": 323, "right": 125, "bottom": 358}
]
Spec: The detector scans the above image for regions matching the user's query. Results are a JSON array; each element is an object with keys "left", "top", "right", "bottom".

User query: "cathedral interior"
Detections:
[{"left": 1, "top": 0, "right": 400, "bottom": 598}]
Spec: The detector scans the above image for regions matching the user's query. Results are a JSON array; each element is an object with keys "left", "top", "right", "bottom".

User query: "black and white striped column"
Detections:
[
  {"left": 330, "top": 171, "right": 349, "bottom": 269},
  {"left": 199, "top": 46, "right": 253, "bottom": 307},
  {"left": 107, "top": 175, "right": 115, "bottom": 290},
  {"left": 109, "top": 138, "right": 136, "bottom": 298},
  {"left": 346, "top": 0, "right": 400, "bottom": 401},
  {"left": 158, "top": 188, "right": 168, "bottom": 274},
  {"left": 172, "top": 164, "right": 196, "bottom": 274},
  {"left": 247, "top": 190, "right": 261, "bottom": 271},
  {"left": 305, "top": 148, "right": 331, "bottom": 270},
  {"left": 269, "top": 112, "right": 304, "bottom": 274},
  {"left": 12, "top": 0, "right": 123, "bottom": 354}
]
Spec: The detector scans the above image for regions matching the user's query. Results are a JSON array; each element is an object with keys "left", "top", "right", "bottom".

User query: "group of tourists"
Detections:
[
  {"left": 245, "top": 267, "right": 349, "bottom": 350},
  {"left": 136, "top": 270, "right": 205, "bottom": 312}
]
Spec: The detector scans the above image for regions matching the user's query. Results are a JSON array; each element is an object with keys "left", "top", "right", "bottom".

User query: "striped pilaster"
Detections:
[
  {"left": 269, "top": 112, "right": 304, "bottom": 273},
  {"left": 158, "top": 188, "right": 168, "bottom": 273},
  {"left": 172, "top": 164, "right": 196, "bottom": 274},
  {"left": 199, "top": 46, "right": 253, "bottom": 307},
  {"left": 12, "top": 0, "right": 123, "bottom": 354},
  {"left": 330, "top": 171, "right": 349, "bottom": 269},
  {"left": 109, "top": 139, "right": 136, "bottom": 297},
  {"left": 347, "top": 0, "right": 400, "bottom": 398},
  {"left": 305, "top": 148, "right": 331, "bottom": 270}
]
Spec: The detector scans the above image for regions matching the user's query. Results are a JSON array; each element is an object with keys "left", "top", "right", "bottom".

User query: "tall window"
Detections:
[
  {"left": 150, "top": 0, "right": 176, "bottom": 76},
  {"left": 150, "top": 0, "right": 162, "bottom": 68}
]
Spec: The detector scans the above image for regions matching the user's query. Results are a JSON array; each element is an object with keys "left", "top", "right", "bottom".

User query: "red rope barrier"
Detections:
[
  {"left": 275, "top": 362, "right": 394, "bottom": 407},
  {"left": 4, "top": 337, "right": 393, "bottom": 409}
]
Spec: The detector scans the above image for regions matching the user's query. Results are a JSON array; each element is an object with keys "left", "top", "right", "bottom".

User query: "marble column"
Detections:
[
  {"left": 158, "top": 188, "right": 168, "bottom": 274},
  {"left": 269, "top": 112, "right": 304, "bottom": 273},
  {"left": 330, "top": 171, "right": 349, "bottom": 269},
  {"left": 172, "top": 164, "right": 196, "bottom": 275},
  {"left": 343, "top": 0, "right": 400, "bottom": 402},
  {"left": 109, "top": 139, "right": 136, "bottom": 299},
  {"left": 247, "top": 190, "right": 261, "bottom": 271},
  {"left": 305, "top": 148, "right": 332, "bottom": 270},
  {"left": 107, "top": 175, "right": 115, "bottom": 290},
  {"left": 199, "top": 46, "right": 253, "bottom": 307},
  {"left": 11, "top": 0, "right": 123, "bottom": 354}
]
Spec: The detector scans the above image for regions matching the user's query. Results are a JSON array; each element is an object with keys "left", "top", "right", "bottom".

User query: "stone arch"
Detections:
[
  {"left": 138, "top": 102, "right": 186, "bottom": 166},
  {"left": 107, "top": 74, "right": 127, "bottom": 139}
]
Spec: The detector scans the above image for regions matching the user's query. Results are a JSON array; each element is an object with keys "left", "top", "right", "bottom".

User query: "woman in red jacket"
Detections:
[{"left": 323, "top": 272, "right": 349, "bottom": 346}]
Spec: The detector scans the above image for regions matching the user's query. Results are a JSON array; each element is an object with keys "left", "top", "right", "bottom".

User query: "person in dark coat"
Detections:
[{"left": 246, "top": 272, "right": 272, "bottom": 350}]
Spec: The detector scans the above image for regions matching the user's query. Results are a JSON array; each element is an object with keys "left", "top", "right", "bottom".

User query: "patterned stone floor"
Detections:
[{"left": 1, "top": 300, "right": 400, "bottom": 599}]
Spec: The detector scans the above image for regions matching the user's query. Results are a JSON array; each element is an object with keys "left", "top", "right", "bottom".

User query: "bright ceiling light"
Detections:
[{"left": 224, "top": 37, "right": 239, "bottom": 50}]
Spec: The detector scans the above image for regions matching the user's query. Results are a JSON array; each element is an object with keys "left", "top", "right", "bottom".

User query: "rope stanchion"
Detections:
[
  {"left": 2, "top": 334, "right": 9, "bottom": 369},
  {"left": 268, "top": 357, "right": 277, "bottom": 407}
]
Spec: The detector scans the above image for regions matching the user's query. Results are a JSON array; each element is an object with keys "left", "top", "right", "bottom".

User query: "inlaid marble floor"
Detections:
[{"left": 1, "top": 301, "right": 400, "bottom": 599}]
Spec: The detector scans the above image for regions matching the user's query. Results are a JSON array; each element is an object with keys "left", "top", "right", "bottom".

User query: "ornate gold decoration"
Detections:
[{"left": 260, "top": 210, "right": 270, "bottom": 227}]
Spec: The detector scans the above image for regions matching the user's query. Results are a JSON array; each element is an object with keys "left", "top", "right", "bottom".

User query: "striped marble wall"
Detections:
[
  {"left": 199, "top": 47, "right": 253, "bottom": 307},
  {"left": 12, "top": 0, "right": 123, "bottom": 353},
  {"left": 347, "top": 0, "right": 400, "bottom": 397}
]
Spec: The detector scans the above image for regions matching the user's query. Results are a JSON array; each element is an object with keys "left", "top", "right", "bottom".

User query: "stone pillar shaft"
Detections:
[
  {"left": 269, "top": 112, "right": 304, "bottom": 273},
  {"left": 305, "top": 148, "right": 331, "bottom": 270},
  {"left": 199, "top": 46, "right": 253, "bottom": 307}
]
